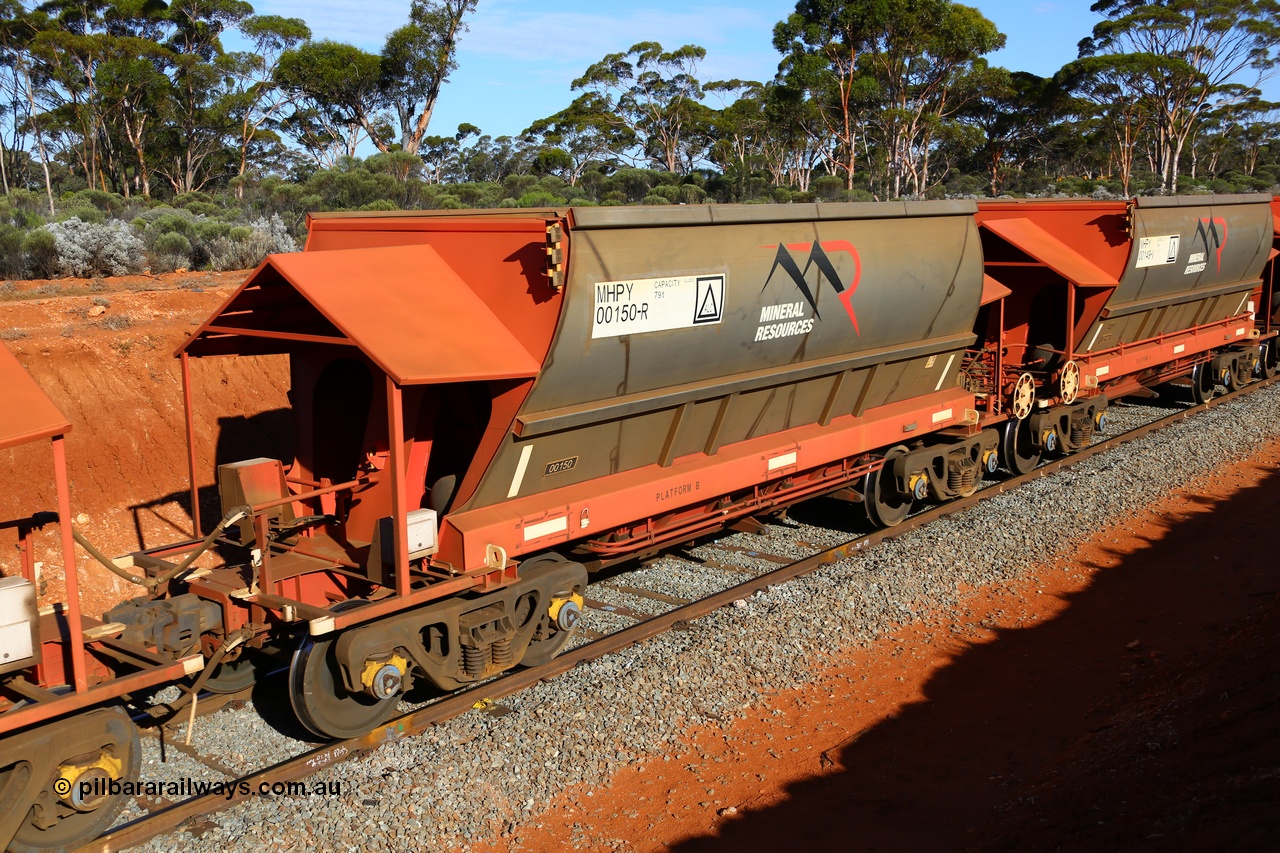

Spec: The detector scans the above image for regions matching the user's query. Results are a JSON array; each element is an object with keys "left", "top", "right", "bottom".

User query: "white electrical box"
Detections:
[
  {"left": 375, "top": 508, "right": 439, "bottom": 569},
  {"left": 405, "top": 508, "right": 438, "bottom": 559},
  {"left": 0, "top": 576, "right": 39, "bottom": 676}
]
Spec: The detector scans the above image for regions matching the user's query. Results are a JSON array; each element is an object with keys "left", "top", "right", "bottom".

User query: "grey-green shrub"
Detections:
[
  {"left": 44, "top": 218, "right": 146, "bottom": 277},
  {"left": 207, "top": 215, "right": 297, "bottom": 271}
]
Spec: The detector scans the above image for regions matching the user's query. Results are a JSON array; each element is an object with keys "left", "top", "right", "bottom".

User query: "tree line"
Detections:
[{"left": 2, "top": 0, "right": 1279, "bottom": 221}]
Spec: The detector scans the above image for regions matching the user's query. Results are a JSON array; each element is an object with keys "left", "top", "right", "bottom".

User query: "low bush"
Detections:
[
  {"left": 207, "top": 215, "right": 296, "bottom": 271},
  {"left": 0, "top": 224, "right": 24, "bottom": 277},
  {"left": 21, "top": 230, "right": 58, "bottom": 279},
  {"left": 44, "top": 218, "right": 147, "bottom": 277},
  {"left": 151, "top": 231, "right": 193, "bottom": 272}
]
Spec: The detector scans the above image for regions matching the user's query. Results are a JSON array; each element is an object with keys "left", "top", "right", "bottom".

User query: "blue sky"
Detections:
[{"left": 240, "top": 1, "right": 1266, "bottom": 140}]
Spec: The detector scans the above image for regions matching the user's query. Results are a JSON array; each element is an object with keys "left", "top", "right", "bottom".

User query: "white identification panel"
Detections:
[
  {"left": 591, "top": 274, "right": 724, "bottom": 339},
  {"left": 1134, "top": 235, "right": 1180, "bottom": 268}
]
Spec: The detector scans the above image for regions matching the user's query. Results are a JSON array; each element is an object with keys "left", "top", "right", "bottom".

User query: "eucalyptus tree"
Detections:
[
  {"left": 958, "top": 65, "right": 1048, "bottom": 196},
  {"left": 572, "top": 41, "right": 709, "bottom": 174},
  {"left": 381, "top": 0, "right": 476, "bottom": 155},
  {"left": 155, "top": 0, "right": 252, "bottom": 193},
  {"left": 856, "top": 0, "right": 1004, "bottom": 196},
  {"left": 1081, "top": 0, "right": 1280, "bottom": 193},
  {"left": 275, "top": 40, "right": 389, "bottom": 157},
  {"left": 773, "top": 0, "right": 879, "bottom": 189},
  {"left": 759, "top": 82, "right": 827, "bottom": 192},
  {"left": 523, "top": 93, "right": 635, "bottom": 186},
  {"left": 774, "top": 0, "right": 1004, "bottom": 197},
  {"left": 227, "top": 14, "right": 310, "bottom": 194},
  {"left": 1057, "top": 53, "right": 1160, "bottom": 195}
]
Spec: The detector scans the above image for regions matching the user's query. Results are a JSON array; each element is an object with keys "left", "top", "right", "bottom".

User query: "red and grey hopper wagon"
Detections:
[
  {"left": 152, "top": 202, "right": 998, "bottom": 738},
  {"left": 973, "top": 194, "right": 1276, "bottom": 473},
  {"left": 0, "top": 346, "right": 202, "bottom": 853}
]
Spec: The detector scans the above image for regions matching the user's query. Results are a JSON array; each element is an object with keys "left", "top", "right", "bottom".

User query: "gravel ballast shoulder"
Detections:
[{"left": 124, "top": 384, "right": 1280, "bottom": 852}]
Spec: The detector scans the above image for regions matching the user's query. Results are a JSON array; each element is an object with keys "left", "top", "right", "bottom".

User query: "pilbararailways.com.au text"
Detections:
[{"left": 56, "top": 776, "right": 341, "bottom": 801}]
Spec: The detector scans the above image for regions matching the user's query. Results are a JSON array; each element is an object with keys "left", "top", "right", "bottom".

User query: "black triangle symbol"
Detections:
[{"left": 697, "top": 285, "right": 719, "bottom": 319}]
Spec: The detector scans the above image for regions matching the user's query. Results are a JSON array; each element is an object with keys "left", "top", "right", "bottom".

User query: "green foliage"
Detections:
[
  {"left": 21, "top": 230, "right": 59, "bottom": 279},
  {"left": 0, "top": 225, "right": 24, "bottom": 277},
  {"left": 56, "top": 207, "right": 107, "bottom": 225},
  {"left": 515, "top": 190, "right": 561, "bottom": 208},
  {"left": 152, "top": 231, "right": 194, "bottom": 272}
]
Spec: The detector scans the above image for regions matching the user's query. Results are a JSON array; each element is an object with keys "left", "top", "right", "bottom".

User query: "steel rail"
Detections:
[{"left": 79, "top": 375, "right": 1277, "bottom": 853}]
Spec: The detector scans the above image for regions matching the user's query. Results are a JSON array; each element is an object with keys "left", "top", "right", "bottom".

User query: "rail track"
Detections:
[{"left": 78, "top": 375, "right": 1277, "bottom": 853}]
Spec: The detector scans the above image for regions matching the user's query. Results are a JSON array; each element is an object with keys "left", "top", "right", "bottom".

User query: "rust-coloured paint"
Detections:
[
  {"left": 179, "top": 244, "right": 544, "bottom": 384},
  {"left": 181, "top": 203, "right": 986, "bottom": 582},
  {"left": 0, "top": 352, "right": 199, "bottom": 735},
  {"left": 977, "top": 195, "right": 1273, "bottom": 391},
  {"left": 0, "top": 344, "right": 72, "bottom": 450}
]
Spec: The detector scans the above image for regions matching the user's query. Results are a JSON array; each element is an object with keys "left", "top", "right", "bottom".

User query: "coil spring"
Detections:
[
  {"left": 491, "top": 638, "right": 512, "bottom": 668},
  {"left": 463, "top": 645, "right": 486, "bottom": 677},
  {"left": 947, "top": 465, "right": 977, "bottom": 493},
  {"left": 1070, "top": 418, "right": 1094, "bottom": 448}
]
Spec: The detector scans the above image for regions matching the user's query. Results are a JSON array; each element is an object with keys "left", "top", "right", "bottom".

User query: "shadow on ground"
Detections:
[{"left": 671, "top": 461, "right": 1280, "bottom": 853}]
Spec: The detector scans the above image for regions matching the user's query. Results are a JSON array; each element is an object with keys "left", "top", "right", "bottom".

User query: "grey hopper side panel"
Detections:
[
  {"left": 1077, "top": 197, "right": 1273, "bottom": 352},
  {"left": 460, "top": 210, "right": 983, "bottom": 511}
]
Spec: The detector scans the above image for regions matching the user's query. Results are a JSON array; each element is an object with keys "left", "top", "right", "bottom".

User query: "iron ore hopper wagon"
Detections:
[{"left": 1, "top": 195, "right": 1275, "bottom": 852}]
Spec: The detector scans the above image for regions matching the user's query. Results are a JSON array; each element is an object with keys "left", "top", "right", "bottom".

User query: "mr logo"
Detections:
[
  {"left": 1194, "top": 217, "right": 1228, "bottom": 273},
  {"left": 761, "top": 241, "right": 862, "bottom": 334}
]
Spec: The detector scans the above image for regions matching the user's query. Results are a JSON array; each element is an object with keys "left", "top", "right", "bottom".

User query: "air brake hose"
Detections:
[
  {"left": 71, "top": 526, "right": 150, "bottom": 587},
  {"left": 149, "top": 505, "right": 249, "bottom": 587},
  {"left": 150, "top": 626, "right": 256, "bottom": 719},
  {"left": 72, "top": 505, "right": 250, "bottom": 591}
]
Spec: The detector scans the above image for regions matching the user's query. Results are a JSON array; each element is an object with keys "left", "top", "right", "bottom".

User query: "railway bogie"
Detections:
[{"left": 0, "top": 707, "right": 139, "bottom": 853}]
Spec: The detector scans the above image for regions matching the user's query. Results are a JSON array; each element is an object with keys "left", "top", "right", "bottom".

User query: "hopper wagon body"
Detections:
[
  {"left": 972, "top": 194, "right": 1276, "bottom": 472},
  {"left": 156, "top": 202, "right": 997, "bottom": 734}
]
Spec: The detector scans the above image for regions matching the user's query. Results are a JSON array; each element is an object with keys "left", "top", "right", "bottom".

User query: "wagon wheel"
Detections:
[
  {"left": 864, "top": 445, "right": 912, "bottom": 528},
  {"left": 518, "top": 556, "right": 588, "bottom": 669},
  {"left": 1010, "top": 373, "right": 1036, "bottom": 420},
  {"left": 1189, "top": 362, "right": 1216, "bottom": 405},
  {"left": 1001, "top": 417, "right": 1041, "bottom": 476},
  {"left": 289, "top": 601, "right": 399, "bottom": 740},
  {"left": 1059, "top": 361, "right": 1081, "bottom": 405},
  {"left": 7, "top": 707, "right": 139, "bottom": 853},
  {"left": 1256, "top": 342, "right": 1278, "bottom": 380}
]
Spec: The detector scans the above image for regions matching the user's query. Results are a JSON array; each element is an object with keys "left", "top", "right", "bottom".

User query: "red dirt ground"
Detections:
[
  {"left": 0, "top": 271, "right": 289, "bottom": 614},
  {"left": 486, "top": 443, "right": 1280, "bottom": 852}
]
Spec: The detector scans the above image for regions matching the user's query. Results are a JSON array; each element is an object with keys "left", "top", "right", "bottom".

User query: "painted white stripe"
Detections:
[
  {"left": 1173, "top": 344, "right": 1186, "bottom": 354},
  {"left": 1095, "top": 365, "right": 1110, "bottom": 378},
  {"left": 767, "top": 451, "right": 797, "bottom": 471},
  {"left": 931, "top": 408, "right": 953, "bottom": 424},
  {"left": 1086, "top": 324, "right": 1104, "bottom": 352},
  {"left": 1236, "top": 327, "right": 1246, "bottom": 336},
  {"left": 1237, "top": 295, "right": 1249, "bottom": 315},
  {"left": 933, "top": 352, "right": 956, "bottom": 391},
  {"left": 523, "top": 515, "right": 568, "bottom": 541},
  {"left": 507, "top": 444, "right": 534, "bottom": 498}
]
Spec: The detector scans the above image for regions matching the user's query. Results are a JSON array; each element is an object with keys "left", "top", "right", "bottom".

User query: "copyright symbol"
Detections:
[{"left": 53, "top": 778, "right": 72, "bottom": 797}]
